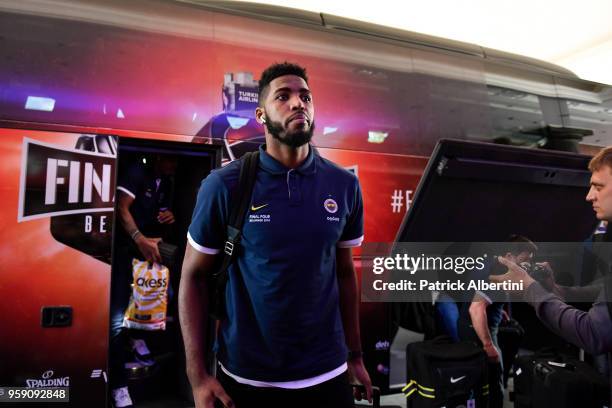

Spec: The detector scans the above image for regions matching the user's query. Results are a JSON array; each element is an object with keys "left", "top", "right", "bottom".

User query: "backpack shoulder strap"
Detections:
[
  {"left": 208, "top": 151, "right": 259, "bottom": 320},
  {"left": 224, "top": 151, "right": 259, "bottom": 256}
]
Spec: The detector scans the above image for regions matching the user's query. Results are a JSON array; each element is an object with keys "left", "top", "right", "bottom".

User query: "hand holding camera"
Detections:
[
  {"left": 490, "top": 256, "right": 536, "bottom": 292},
  {"left": 519, "top": 261, "right": 563, "bottom": 295}
]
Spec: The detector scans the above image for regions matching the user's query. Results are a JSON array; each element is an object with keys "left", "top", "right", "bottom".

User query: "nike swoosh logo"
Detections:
[
  {"left": 450, "top": 376, "right": 466, "bottom": 384},
  {"left": 250, "top": 204, "right": 269, "bottom": 212}
]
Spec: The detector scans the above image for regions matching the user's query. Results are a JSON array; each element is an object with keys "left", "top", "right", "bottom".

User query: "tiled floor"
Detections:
[
  {"left": 356, "top": 393, "right": 405, "bottom": 407},
  {"left": 355, "top": 387, "right": 516, "bottom": 408},
  {"left": 138, "top": 390, "right": 517, "bottom": 408},
  {"left": 136, "top": 324, "right": 521, "bottom": 408}
]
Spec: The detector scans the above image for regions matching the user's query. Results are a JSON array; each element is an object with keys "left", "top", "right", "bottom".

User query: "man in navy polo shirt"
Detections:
[
  {"left": 110, "top": 155, "right": 177, "bottom": 407},
  {"left": 179, "top": 62, "right": 372, "bottom": 408}
]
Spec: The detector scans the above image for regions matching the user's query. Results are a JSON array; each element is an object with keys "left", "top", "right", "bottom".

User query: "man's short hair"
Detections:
[
  {"left": 589, "top": 146, "right": 612, "bottom": 173},
  {"left": 258, "top": 62, "right": 308, "bottom": 106},
  {"left": 506, "top": 234, "right": 538, "bottom": 255}
]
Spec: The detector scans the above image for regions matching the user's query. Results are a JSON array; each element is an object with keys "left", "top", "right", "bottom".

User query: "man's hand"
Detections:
[
  {"left": 490, "top": 256, "right": 535, "bottom": 292},
  {"left": 483, "top": 342, "right": 501, "bottom": 363},
  {"left": 180, "top": 247, "right": 224, "bottom": 407},
  {"left": 135, "top": 235, "right": 162, "bottom": 264},
  {"left": 157, "top": 210, "right": 175, "bottom": 224},
  {"left": 532, "top": 262, "right": 563, "bottom": 295},
  {"left": 348, "top": 358, "right": 373, "bottom": 403},
  {"left": 192, "top": 375, "right": 233, "bottom": 408}
]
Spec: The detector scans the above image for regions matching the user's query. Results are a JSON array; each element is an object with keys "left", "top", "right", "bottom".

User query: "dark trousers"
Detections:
[
  {"left": 108, "top": 246, "right": 134, "bottom": 389},
  {"left": 457, "top": 320, "right": 504, "bottom": 408},
  {"left": 216, "top": 369, "right": 354, "bottom": 408},
  {"left": 108, "top": 244, "right": 174, "bottom": 390},
  {"left": 434, "top": 294, "right": 460, "bottom": 341},
  {"left": 486, "top": 361, "right": 504, "bottom": 408}
]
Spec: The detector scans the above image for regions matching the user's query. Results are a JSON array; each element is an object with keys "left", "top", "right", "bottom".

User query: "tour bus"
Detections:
[{"left": 0, "top": 0, "right": 610, "bottom": 405}]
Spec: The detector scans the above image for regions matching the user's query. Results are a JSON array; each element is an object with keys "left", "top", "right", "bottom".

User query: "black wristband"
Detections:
[{"left": 348, "top": 350, "right": 363, "bottom": 360}]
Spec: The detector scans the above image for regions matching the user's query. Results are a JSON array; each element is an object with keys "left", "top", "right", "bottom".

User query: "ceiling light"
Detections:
[
  {"left": 368, "top": 131, "right": 388, "bottom": 144},
  {"left": 323, "top": 127, "right": 338, "bottom": 135},
  {"left": 227, "top": 116, "right": 249, "bottom": 129},
  {"left": 25, "top": 96, "right": 55, "bottom": 112}
]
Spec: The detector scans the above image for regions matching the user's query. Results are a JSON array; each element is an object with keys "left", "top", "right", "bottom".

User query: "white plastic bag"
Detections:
[{"left": 122, "top": 258, "right": 169, "bottom": 330}]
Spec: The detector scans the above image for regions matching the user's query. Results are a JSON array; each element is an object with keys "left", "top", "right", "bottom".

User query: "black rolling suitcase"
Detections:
[
  {"left": 513, "top": 351, "right": 610, "bottom": 408},
  {"left": 405, "top": 336, "right": 489, "bottom": 408},
  {"left": 511, "top": 353, "right": 535, "bottom": 408}
]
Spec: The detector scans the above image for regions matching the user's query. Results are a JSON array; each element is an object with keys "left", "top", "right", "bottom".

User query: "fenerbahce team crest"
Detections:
[
  {"left": 324, "top": 198, "right": 338, "bottom": 213},
  {"left": 324, "top": 198, "right": 340, "bottom": 222}
]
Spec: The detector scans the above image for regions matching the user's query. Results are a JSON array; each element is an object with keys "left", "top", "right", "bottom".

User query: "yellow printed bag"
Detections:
[{"left": 123, "top": 258, "right": 169, "bottom": 330}]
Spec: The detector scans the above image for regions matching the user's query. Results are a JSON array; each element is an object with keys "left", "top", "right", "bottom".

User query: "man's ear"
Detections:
[{"left": 255, "top": 107, "right": 266, "bottom": 124}]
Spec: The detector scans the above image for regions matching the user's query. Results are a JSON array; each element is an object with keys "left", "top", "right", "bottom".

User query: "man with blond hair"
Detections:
[{"left": 492, "top": 146, "right": 612, "bottom": 383}]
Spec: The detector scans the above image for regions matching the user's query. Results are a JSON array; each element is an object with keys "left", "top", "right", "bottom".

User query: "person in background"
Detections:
[
  {"left": 110, "top": 155, "right": 177, "bottom": 408},
  {"left": 458, "top": 236, "right": 537, "bottom": 408},
  {"left": 492, "top": 146, "right": 612, "bottom": 400}
]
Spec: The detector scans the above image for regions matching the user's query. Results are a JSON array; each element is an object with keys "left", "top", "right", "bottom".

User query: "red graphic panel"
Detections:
[
  {"left": 0, "top": 128, "right": 111, "bottom": 406},
  {"left": 318, "top": 148, "right": 428, "bottom": 243}
]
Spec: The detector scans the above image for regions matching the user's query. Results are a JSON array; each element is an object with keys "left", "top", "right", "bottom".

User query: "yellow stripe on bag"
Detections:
[
  {"left": 417, "top": 383, "right": 434, "bottom": 392},
  {"left": 417, "top": 390, "right": 435, "bottom": 399},
  {"left": 402, "top": 379, "right": 435, "bottom": 398},
  {"left": 402, "top": 380, "right": 415, "bottom": 392},
  {"left": 133, "top": 259, "right": 147, "bottom": 277}
]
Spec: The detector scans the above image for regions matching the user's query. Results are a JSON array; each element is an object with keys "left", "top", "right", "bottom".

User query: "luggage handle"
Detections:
[
  {"left": 352, "top": 384, "right": 381, "bottom": 408},
  {"left": 545, "top": 361, "right": 575, "bottom": 371}
]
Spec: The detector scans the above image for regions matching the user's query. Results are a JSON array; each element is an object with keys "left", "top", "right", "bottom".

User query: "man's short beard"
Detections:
[{"left": 265, "top": 118, "right": 315, "bottom": 148}]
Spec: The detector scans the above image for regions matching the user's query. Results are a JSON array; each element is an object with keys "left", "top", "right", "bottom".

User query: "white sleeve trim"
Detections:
[
  {"left": 219, "top": 363, "right": 347, "bottom": 389},
  {"left": 337, "top": 235, "right": 364, "bottom": 248},
  {"left": 117, "top": 186, "right": 136, "bottom": 199},
  {"left": 187, "top": 232, "right": 220, "bottom": 255}
]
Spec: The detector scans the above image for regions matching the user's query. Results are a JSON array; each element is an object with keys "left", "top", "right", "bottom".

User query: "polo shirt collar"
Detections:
[{"left": 258, "top": 144, "right": 316, "bottom": 175}]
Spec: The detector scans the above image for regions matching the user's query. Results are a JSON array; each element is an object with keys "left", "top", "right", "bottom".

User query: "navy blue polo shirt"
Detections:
[
  {"left": 187, "top": 145, "right": 364, "bottom": 382},
  {"left": 117, "top": 164, "right": 172, "bottom": 238}
]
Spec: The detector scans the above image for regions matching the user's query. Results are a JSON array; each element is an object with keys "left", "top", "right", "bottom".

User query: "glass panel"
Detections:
[{"left": 555, "top": 78, "right": 612, "bottom": 147}]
